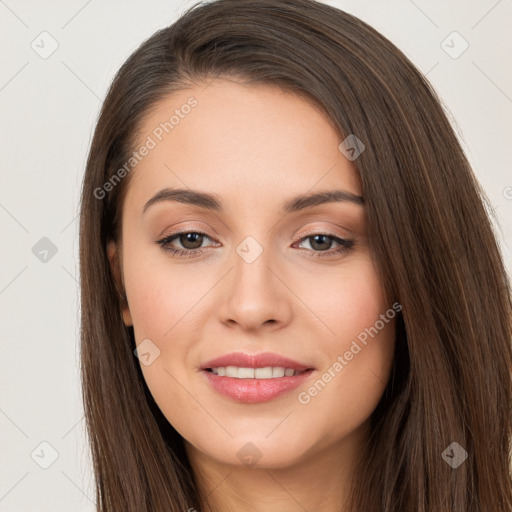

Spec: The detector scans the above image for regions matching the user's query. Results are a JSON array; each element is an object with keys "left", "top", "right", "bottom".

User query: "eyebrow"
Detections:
[{"left": 142, "top": 187, "right": 364, "bottom": 215}]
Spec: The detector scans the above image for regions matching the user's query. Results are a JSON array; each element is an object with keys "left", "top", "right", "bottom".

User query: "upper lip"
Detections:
[{"left": 200, "top": 352, "right": 314, "bottom": 371}]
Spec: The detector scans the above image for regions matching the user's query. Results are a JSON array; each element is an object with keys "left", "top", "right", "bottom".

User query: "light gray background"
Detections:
[{"left": 1, "top": 0, "right": 511, "bottom": 510}]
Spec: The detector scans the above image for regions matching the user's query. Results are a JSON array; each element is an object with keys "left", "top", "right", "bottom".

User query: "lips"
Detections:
[
  {"left": 200, "top": 351, "right": 314, "bottom": 372},
  {"left": 200, "top": 351, "right": 316, "bottom": 403}
]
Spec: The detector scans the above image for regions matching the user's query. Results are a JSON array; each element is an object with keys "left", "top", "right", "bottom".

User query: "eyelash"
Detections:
[{"left": 155, "top": 230, "right": 355, "bottom": 259}]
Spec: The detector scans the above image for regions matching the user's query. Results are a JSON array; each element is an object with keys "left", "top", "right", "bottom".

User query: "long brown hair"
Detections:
[{"left": 79, "top": 0, "right": 512, "bottom": 510}]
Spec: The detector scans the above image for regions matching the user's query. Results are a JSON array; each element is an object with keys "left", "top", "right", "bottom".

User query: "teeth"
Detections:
[{"left": 210, "top": 366, "right": 300, "bottom": 378}]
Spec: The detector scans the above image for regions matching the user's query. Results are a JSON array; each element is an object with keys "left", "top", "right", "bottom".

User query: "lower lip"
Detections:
[{"left": 202, "top": 369, "right": 315, "bottom": 403}]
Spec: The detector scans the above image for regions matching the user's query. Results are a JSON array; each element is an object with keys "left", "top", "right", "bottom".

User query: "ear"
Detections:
[{"left": 107, "top": 240, "right": 133, "bottom": 327}]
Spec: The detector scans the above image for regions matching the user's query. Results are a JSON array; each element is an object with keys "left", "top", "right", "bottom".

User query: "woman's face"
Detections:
[{"left": 109, "top": 78, "right": 396, "bottom": 471}]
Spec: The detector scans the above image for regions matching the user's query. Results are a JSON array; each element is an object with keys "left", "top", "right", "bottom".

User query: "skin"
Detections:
[{"left": 108, "top": 78, "right": 396, "bottom": 512}]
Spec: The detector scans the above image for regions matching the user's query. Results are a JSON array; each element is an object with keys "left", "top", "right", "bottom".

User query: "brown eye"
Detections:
[
  {"left": 176, "top": 232, "right": 205, "bottom": 250},
  {"left": 307, "top": 234, "right": 334, "bottom": 251},
  {"left": 155, "top": 231, "right": 216, "bottom": 257},
  {"left": 295, "top": 233, "right": 355, "bottom": 258}
]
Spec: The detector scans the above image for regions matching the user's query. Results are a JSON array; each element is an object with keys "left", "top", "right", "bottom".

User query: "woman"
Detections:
[{"left": 79, "top": 0, "right": 512, "bottom": 510}]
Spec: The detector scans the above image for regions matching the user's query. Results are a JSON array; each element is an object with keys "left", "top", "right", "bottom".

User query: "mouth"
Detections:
[
  {"left": 200, "top": 351, "right": 314, "bottom": 374},
  {"left": 199, "top": 352, "right": 316, "bottom": 403},
  {"left": 204, "top": 366, "right": 312, "bottom": 378}
]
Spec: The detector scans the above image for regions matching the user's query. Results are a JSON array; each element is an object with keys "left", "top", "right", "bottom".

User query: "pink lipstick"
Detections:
[{"left": 200, "top": 351, "right": 315, "bottom": 403}]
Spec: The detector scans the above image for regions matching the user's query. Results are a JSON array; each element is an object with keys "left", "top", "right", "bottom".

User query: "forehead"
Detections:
[{"left": 125, "top": 78, "right": 362, "bottom": 212}]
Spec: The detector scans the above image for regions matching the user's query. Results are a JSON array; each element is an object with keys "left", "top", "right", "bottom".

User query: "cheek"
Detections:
[
  {"left": 121, "top": 244, "right": 211, "bottom": 392},
  {"left": 121, "top": 250, "right": 201, "bottom": 427},
  {"left": 295, "top": 254, "right": 393, "bottom": 346},
  {"left": 293, "top": 256, "right": 396, "bottom": 427},
  {"left": 122, "top": 244, "right": 206, "bottom": 341}
]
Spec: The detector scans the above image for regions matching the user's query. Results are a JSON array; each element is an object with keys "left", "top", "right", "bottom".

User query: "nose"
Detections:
[{"left": 217, "top": 241, "right": 293, "bottom": 332}]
